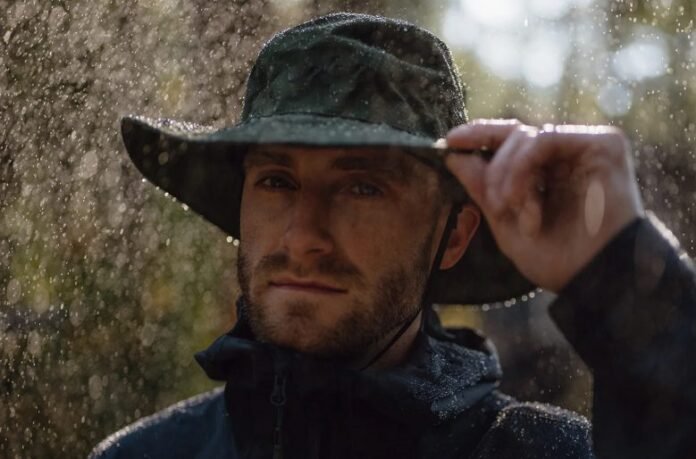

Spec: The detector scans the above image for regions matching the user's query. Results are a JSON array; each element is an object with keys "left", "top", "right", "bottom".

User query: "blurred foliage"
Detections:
[
  {"left": 0, "top": 0, "right": 694, "bottom": 456},
  {"left": 0, "top": 0, "right": 265, "bottom": 455}
]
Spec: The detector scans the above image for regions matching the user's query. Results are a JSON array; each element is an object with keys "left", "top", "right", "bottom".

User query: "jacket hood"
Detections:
[{"left": 195, "top": 299, "right": 502, "bottom": 427}]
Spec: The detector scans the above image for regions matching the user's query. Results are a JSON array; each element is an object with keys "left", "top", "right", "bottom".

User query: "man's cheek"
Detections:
[{"left": 350, "top": 236, "right": 395, "bottom": 271}]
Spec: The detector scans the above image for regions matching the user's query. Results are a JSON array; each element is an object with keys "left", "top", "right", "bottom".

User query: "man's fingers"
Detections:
[
  {"left": 446, "top": 119, "right": 522, "bottom": 152},
  {"left": 499, "top": 135, "right": 546, "bottom": 213},
  {"left": 447, "top": 121, "right": 631, "bottom": 242},
  {"left": 504, "top": 125, "right": 628, "bottom": 209},
  {"left": 486, "top": 126, "right": 538, "bottom": 214},
  {"left": 446, "top": 121, "right": 542, "bottom": 229},
  {"left": 518, "top": 192, "right": 543, "bottom": 238}
]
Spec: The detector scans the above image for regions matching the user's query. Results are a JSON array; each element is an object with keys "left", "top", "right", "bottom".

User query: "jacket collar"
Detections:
[{"left": 195, "top": 298, "right": 502, "bottom": 427}]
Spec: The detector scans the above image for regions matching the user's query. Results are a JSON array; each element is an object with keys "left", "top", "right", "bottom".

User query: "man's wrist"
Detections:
[
  {"left": 548, "top": 212, "right": 686, "bottom": 368},
  {"left": 548, "top": 216, "right": 645, "bottom": 349}
]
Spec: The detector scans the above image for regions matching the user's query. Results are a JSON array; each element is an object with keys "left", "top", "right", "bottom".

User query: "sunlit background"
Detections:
[{"left": 1, "top": 0, "right": 694, "bottom": 456}]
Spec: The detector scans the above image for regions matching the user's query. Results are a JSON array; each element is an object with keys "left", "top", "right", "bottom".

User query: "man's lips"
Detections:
[{"left": 269, "top": 278, "right": 348, "bottom": 294}]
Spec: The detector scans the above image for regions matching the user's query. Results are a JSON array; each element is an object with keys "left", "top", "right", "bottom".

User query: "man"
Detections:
[{"left": 91, "top": 12, "right": 696, "bottom": 459}]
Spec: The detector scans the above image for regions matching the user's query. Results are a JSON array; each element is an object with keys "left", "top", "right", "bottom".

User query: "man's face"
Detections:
[{"left": 238, "top": 146, "right": 449, "bottom": 359}]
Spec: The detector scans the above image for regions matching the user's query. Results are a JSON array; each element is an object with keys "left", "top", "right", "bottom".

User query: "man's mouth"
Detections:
[{"left": 269, "top": 277, "right": 348, "bottom": 294}]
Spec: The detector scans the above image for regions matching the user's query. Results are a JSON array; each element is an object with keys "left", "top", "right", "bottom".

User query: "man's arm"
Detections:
[
  {"left": 444, "top": 119, "right": 695, "bottom": 457},
  {"left": 550, "top": 213, "right": 696, "bottom": 458}
]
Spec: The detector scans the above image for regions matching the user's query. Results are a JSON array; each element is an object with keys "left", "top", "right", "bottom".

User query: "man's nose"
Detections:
[{"left": 282, "top": 191, "right": 334, "bottom": 259}]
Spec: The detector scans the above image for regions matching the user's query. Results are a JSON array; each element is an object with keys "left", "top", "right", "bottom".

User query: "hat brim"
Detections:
[{"left": 120, "top": 114, "right": 535, "bottom": 305}]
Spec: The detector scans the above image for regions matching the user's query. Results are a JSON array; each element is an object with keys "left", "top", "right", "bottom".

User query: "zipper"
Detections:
[{"left": 270, "top": 371, "right": 287, "bottom": 459}]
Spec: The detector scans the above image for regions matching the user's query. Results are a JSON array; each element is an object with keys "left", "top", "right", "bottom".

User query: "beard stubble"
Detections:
[{"left": 237, "top": 229, "right": 437, "bottom": 360}]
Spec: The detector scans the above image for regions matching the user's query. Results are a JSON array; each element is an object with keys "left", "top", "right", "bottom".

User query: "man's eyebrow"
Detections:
[
  {"left": 243, "top": 150, "right": 419, "bottom": 183},
  {"left": 331, "top": 155, "right": 416, "bottom": 182},
  {"left": 243, "top": 150, "right": 293, "bottom": 169}
]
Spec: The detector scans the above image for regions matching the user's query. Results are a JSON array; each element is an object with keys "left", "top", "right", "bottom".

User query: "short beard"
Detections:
[{"left": 236, "top": 227, "right": 437, "bottom": 360}]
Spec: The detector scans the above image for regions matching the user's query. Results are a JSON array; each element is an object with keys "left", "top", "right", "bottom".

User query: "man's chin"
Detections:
[
  {"left": 265, "top": 315, "right": 320, "bottom": 350},
  {"left": 250, "top": 301, "right": 335, "bottom": 354},
  {"left": 254, "top": 314, "right": 371, "bottom": 361},
  {"left": 244, "top": 293, "right": 379, "bottom": 359}
]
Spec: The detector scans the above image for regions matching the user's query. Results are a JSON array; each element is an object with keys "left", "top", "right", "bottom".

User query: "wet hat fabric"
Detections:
[{"left": 120, "top": 12, "right": 534, "bottom": 305}]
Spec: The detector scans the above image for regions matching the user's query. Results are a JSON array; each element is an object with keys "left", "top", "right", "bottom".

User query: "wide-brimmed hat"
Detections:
[{"left": 120, "top": 12, "right": 534, "bottom": 305}]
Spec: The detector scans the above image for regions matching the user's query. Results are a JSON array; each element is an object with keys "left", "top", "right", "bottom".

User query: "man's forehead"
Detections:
[{"left": 244, "top": 146, "right": 431, "bottom": 181}]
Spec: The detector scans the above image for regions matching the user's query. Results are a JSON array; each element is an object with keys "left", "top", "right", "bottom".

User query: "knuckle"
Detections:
[
  {"left": 471, "top": 118, "right": 522, "bottom": 126},
  {"left": 508, "top": 127, "right": 525, "bottom": 140},
  {"left": 603, "top": 129, "right": 631, "bottom": 158},
  {"left": 602, "top": 125, "right": 624, "bottom": 136},
  {"left": 507, "top": 127, "right": 528, "bottom": 144},
  {"left": 536, "top": 129, "right": 555, "bottom": 144},
  {"left": 500, "top": 118, "right": 524, "bottom": 128},
  {"left": 515, "top": 124, "right": 538, "bottom": 138},
  {"left": 446, "top": 123, "right": 470, "bottom": 140}
]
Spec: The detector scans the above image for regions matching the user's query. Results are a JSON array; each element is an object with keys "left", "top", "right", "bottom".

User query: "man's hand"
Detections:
[{"left": 445, "top": 119, "right": 645, "bottom": 293}]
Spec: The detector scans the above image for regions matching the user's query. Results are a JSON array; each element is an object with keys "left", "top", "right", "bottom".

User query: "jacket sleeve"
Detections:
[{"left": 549, "top": 213, "right": 696, "bottom": 459}]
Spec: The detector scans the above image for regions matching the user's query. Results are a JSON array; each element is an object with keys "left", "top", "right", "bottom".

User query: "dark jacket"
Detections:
[{"left": 90, "top": 215, "right": 696, "bottom": 458}]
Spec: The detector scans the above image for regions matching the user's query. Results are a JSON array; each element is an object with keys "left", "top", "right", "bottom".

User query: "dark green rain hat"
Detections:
[{"left": 120, "top": 12, "right": 534, "bottom": 305}]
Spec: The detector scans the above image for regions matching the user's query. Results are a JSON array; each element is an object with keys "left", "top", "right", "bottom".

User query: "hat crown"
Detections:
[{"left": 242, "top": 13, "right": 468, "bottom": 138}]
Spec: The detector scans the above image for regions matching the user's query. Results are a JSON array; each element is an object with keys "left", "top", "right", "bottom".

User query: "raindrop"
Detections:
[
  {"left": 27, "top": 331, "right": 43, "bottom": 357},
  {"left": 88, "top": 375, "right": 103, "bottom": 400},
  {"left": 6, "top": 279, "right": 22, "bottom": 304},
  {"left": 77, "top": 151, "right": 100, "bottom": 180}
]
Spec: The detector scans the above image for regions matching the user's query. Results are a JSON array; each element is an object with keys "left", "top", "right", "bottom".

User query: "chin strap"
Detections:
[
  {"left": 420, "top": 203, "right": 462, "bottom": 332},
  {"left": 357, "top": 306, "right": 421, "bottom": 371},
  {"left": 359, "top": 203, "right": 461, "bottom": 371}
]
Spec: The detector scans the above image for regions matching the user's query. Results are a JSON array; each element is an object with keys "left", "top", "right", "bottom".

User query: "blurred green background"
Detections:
[{"left": 1, "top": 0, "right": 694, "bottom": 456}]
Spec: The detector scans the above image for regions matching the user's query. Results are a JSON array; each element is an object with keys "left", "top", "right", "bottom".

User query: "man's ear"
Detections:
[{"left": 439, "top": 204, "right": 480, "bottom": 270}]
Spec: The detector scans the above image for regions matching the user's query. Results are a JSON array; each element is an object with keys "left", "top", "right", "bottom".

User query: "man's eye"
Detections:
[
  {"left": 349, "top": 182, "right": 382, "bottom": 197},
  {"left": 258, "top": 176, "right": 294, "bottom": 189}
]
